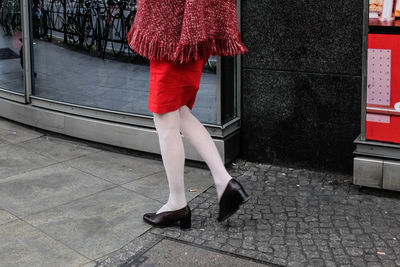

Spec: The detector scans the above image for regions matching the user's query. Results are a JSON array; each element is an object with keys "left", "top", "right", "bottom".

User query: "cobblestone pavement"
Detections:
[{"left": 96, "top": 159, "right": 400, "bottom": 267}]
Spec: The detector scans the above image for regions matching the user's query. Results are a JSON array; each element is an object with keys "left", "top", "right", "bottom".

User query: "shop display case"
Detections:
[{"left": 354, "top": 0, "right": 400, "bottom": 191}]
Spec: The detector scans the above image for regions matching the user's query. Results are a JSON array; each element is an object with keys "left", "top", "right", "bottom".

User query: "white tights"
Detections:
[{"left": 153, "top": 105, "right": 232, "bottom": 214}]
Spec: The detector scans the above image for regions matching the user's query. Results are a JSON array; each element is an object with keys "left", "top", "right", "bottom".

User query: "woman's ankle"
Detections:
[
  {"left": 166, "top": 200, "right": 187, "bottom": 210},
  {"left": 215, "top": 176, "right": 233, "bottom": 201}
]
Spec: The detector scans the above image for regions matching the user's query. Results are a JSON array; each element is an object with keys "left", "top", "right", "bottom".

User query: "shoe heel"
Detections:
[{"left": 179, "top": 217, "right": 191, "bottom": 230}]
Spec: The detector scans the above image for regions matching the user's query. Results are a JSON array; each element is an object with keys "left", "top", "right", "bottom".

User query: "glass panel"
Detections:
[
  {"left": 366, "top": 0, "right": 400, "bottom": 144},
  {"left": 221, "top": 56, "right": 237, "bottom": 124},
  {"left": 31, "top": 0, "right": 218, "bottom": 124},
  {"left": 0, "top": 0, "right": 24, "bottom": 93}
]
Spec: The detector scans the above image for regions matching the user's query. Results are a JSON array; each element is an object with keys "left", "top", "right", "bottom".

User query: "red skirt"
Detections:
[{"left": 148, "top": 57, "right": 209, "bottom": 114}]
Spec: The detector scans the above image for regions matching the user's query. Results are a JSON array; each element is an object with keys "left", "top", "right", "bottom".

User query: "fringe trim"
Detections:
[{"left": 126, "top": 25, "right": 248, "bottom": 64}]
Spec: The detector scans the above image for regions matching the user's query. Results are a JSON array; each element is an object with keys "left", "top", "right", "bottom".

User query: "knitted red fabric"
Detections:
[{"left": 126, "top": 0, "right": 248, "bottom": 64}]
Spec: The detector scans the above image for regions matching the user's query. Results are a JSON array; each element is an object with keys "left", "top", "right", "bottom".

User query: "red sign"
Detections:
[{"left": 366, "top": 33, "right": 400, "bottom": 143}]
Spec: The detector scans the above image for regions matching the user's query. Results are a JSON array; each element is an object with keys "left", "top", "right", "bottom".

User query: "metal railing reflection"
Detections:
[
  {"left": 0, "top": 0, "right": 217, "bottom": 70},
  {"left": 37, "top": 0, "right": 139, "bottom": 60},
  {"left": 0, "top": 0, "right": 21, "bottom": 35}
]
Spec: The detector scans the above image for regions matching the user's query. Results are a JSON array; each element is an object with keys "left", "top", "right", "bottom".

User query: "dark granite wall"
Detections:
[{"left": 240, "top": 0, "right": 363, "bottom": 173}]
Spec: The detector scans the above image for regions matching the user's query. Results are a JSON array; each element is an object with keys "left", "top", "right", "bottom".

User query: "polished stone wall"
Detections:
[{"left": 240, "top": 0, "right": 363, "bottom": 172}]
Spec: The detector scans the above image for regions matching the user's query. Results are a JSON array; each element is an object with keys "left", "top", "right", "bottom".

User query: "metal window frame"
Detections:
[
  {"left": 22, "top": 0, "right": 33, "bottom": 103},
  {"left": 236, "top": 0, "right": 242, "bottom": 126},
  {"left": 359, "top": 0, "right": 400, "bottom": 146},
  {"left": 0, "top": 0, "right": 31, "bottom": 103},
  {"left": 360, "top": 0, "right": 369, "bottom": 141}
]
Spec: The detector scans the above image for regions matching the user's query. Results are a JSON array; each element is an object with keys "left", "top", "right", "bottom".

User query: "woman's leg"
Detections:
[
  {"left": 153, "top": 109, "right": 187, "bottom": 214},
  {"left": 178, "top": 105, "right": 232, "bottom": 202}
]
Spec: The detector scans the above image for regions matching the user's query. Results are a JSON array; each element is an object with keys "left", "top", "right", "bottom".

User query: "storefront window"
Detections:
[
  {"left": 366, "top": 0, "right": 400, "bottom": 144},
  {"left": 0, "top": 0, "right": 24, "bottom": 94},
  {"left": 31, "top": 0, "right": 218, "bottom": 124}
]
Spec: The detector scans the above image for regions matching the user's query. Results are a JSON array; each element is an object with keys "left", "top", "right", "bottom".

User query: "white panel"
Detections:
[{"left": 367, "top": 49, "right": 391, "bottom": 123}]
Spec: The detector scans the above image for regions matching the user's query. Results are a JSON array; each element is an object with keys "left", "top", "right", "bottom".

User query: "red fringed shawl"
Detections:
[{"left": 126, "top": 0, "right": 248, "bottom": 64}]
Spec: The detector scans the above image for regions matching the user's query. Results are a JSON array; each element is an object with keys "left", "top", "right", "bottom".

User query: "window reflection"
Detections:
[
  {"left": 32, "top": 0, "right": 218, "bottom": 124},
  {"left": 0, "top": 0, "right": 24, "bottom": 94}
]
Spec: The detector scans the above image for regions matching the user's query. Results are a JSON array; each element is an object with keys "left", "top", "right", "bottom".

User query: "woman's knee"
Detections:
[
  {"left": 178, "top": 105, "right": 190, "bottom": 120},
  {"left": 153, "top": 109, "right": 180, "bottom": 130}
]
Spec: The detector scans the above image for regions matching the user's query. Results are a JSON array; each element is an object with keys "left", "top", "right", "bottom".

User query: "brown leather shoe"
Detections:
[
  {"left": 217, "top": 179, "right": 249, "bottom": 222},
  {"left": 143, "top": 205, "right": 191, "bottom": 230}
]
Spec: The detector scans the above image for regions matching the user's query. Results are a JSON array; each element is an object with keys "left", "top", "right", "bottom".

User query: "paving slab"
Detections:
[
  {"left": 0, "top": 209, "right": 17, "bottom": 225},
  {"left": 0, "top": 117, "right": 43, "bottom": 144},
  {"left": 0, "top": 220, "right": 89, "bottom": 267},
  {"left": 63, "top": 150, "right": 165, "bottom": 185},
  {"left": 24, "top": 186, "right": 161, "bottom": 260},
  {"left": 0, "top": 137, "right": 10, "bottom": 148},
  {"left": 120, "top": 239, "right": 270, "bottom": 267},
  {"left": 0, "top": 163, "right": 115, "bottom": 217},
  {"left": 80, "top": 261, "right": 97, "bottom": 267},
  {"left": 16, "top": 135, "right": 102, "bottom": 162},
  {"left": 94, "top": 232, "right": 164, "bottom": 265},
  {"left": 122, "top": 166, "right": 214, "bottom": 203},
  {"left": 0, "top": 127, "right": 41, "bottom": 145},
  {"left": 0, "top": 144, "right": 57, "bottom": 180}
]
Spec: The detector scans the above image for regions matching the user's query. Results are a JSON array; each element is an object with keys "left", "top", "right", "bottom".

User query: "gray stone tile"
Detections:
[
  {"left": 0, "top": 144, "right": 57, "bottom": 180},
  {"left": 94, "top": 232, "right": 163, "bottom": 266},
  {"left": 17, "top": 135, "right": 102, "bottom": 162},
  {"left": 0, "top": 209, "right": 17, "bottom": 225},
  {"left": 24, "top": 186, "right": 161, "bottom": 260},
  {"left": 122, "top": 239, "right": 269, "bottom": 267},
  {"left": 0, "top": 220, "right": 88, "bottom": 267},
  {"left": 122, "top": 166, "right": 214, "bottom": 203},
  {"left": 64, "top": 150, "right": 165, "bottom": 185},
  {"left": 0, "top": 163, "right": 115, "bottom": 217},
  {"left": 0, "top": 135, "right": 10, "bottom": 148},
  {"left": 0, "top": 118, "right": 43, "bottom": 144},
  {"left": 79, "top": 261, "right": 97, "bottom": 267}
]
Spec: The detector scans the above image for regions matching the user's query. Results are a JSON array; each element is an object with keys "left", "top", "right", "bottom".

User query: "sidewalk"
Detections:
[
  {"left": 0, "top": 116, "right": 214, "bottom": 266},
  {"left": 1, "top": 116, "right": 400, "bottom": 267}
]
